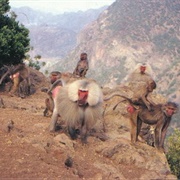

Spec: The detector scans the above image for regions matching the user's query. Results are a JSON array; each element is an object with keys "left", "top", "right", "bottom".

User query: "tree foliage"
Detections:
[
  {"left": 0, "top": 0, "right": 30, "bottom": 67},
  {"left": 166, "top": 129, "right": 180, "bottom": 178},
  {"left": 0, "top": 0, "right": 10, "bottom": 14}
]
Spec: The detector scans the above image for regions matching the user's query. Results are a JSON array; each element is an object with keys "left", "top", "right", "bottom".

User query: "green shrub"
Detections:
[{"left": 166, "top": 129, "right": 180, "bottom": 178}]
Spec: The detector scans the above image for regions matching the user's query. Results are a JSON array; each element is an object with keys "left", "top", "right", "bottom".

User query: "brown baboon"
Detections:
[
  {"left": 45, "top": 81, "right": 63, "bottom": 117},
  {"left": 42, "top": 71, "right": 62, "bottom": 117},
  {"left": 49, "top": 78, "right": 104, "bottom": 144},
  {"left": 0, "top": 63, "right": 31, "bottom": 97},
  {"left": 104, "top": 79, "right": 156, "bottom": 111},
  {"left": 10, "top": 63, "right": 31, "bottom": 96},
  {"left": 50, "top": 71, "right": 61, "bottom": 84},
  {"left": 73, "top": 53, "right": 89, "bottom": 77},
  {"left": 42, "top": 71, "right": 77, "bottom": 117},
  {"left": 41, "top": 71, "right": 61, "bottom": 93},
  {"left": 127, "top": 102, "right": 178, "bottom": 151}
]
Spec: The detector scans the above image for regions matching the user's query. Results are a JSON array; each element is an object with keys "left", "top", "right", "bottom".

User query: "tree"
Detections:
[
  {"left": 0, "top": 0, "right": 30, "bottom": 67},
  {"left": 166, "top": 129, "right": 180, "bottom": 178},
  {"left": 0, "top": 0, "right": 10, "bottom": 14}
]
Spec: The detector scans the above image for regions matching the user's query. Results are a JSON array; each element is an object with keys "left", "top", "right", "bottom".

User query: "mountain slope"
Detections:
[
  {"left": 55, "top": 0, "right": 180, "bottom": 99},
  {"left": 48, "top": 0, "right": 180, "bottom": 127},
  {"left": 12, "top": 6, "right": 108, "bottom": 58}
]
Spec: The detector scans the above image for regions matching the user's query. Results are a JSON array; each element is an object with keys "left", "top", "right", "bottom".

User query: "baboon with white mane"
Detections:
[{"left": 49, "top": 78, "right": 104, "bottom": 144}]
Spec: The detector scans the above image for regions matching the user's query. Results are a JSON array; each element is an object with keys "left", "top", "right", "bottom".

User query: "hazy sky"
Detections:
[{"left": 9, "top": 0, "right": 115, "bottom": 14}]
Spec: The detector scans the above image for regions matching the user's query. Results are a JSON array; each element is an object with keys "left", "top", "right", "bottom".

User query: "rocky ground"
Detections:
[{"left": 0, "top": 74, "right": 177, "bottom": 179}]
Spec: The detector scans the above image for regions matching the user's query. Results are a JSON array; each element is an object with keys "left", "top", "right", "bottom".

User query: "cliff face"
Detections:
[{"left": 61, "top": 0, "right": 180, "bottom": 98}]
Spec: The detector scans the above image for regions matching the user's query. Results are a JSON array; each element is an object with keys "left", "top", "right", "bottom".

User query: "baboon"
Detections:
[
  {"left": 125, "top": 63, "right": 154, "bottom": 83},
  {"left": 42, "top": 71, "right": 77, "bottom": 117},
  {"left": 104, "top": 79, "right": 156, "bottom": 111},
  {"left": 50, "top": 71, "right": 61, "bottom": 84},
  {"left": 44, "top": 81, "right": 63, "bottom": 117},
  {"left": 42, "top": 71, "right": 62, "bottom": 117},
  {"left": 41, "top": 71, "right": 61, "bottom": 93},
  {"left": 49, "top": 78, "right": 104, "bottom": 144},
  {"left": 0, "top": 63, "right": 31, "bottom": 97},
  {"left": 73, "top": 53, "right": 89, "bottom": 77},
  {"left": 127, "top": 101, "right": 178, "bottom": 151},
  {"left": 11, "top": 64, "right": 31, "bottom": 97}
]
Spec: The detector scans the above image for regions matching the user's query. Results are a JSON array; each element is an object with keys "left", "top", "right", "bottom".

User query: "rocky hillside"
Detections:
[{"left": 0, "top": 70, "right": 178, "bottom": 178}]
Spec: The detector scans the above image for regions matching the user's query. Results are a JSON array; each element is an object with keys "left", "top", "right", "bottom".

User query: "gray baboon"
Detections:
[
  {"left": 49, "top": 78, "right": 104, "bottom": 144},
  {"left": 125, "top": 63, "right": 154, "bottom": 83}
]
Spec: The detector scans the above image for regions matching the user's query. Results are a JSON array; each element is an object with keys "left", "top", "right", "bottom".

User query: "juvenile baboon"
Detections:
[
  {"left": 42, "top": 71, "right": 62, "bottom": 116},
  {"left": 42, "top": 71, "right": 77, "bottom": 117},
  {"left": 73, "top": 53, "right": 89, "bottom": 77},
  {"left": 127, "top": 102, "right": 178, "bottom": 151},
  {"left": 50, "top": 71, "right": 61, "bottom": 84},
  {"left": 49, "top": 78, "right": 104, "bottom": 144},
  {"left": 104, "top": 79, "right": 156, "bottom": 111},
  {"left": 45, "top": 81, "right": 63, "bottom": 117},
  {"left": 41, "top": 71, "right": 61, "bottom": 93}
]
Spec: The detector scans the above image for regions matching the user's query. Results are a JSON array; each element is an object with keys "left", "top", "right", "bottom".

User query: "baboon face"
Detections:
[
  {"left": 140, "top": 65, "right": 146, "bottom": 74},
  {"left": 50, "top": 75, "right": 58, "bottom": 84},
  {"left": 163, "top": 102, "right": 178, "bottom": 117},
  {"left": 77, "top": 89, "right": 88, "bottom": 106},
  {"left": 49, "top": 71, "right": 61, "bottom": 84},
  {"left": 80, "top": 53, "right": 87, "bottom": 60}
]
